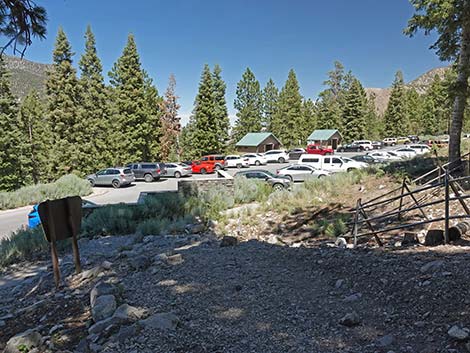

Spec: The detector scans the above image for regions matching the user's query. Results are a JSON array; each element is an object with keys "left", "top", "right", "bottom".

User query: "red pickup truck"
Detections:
[{"left": 306, "top": 144, "right": 334, "bottom": 155}]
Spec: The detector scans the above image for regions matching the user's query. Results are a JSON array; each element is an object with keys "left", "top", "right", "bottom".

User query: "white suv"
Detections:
[
  {"left": 263, "top": 150, "right": 289, "bottom": 163},
  {"left": 383, "top": 137, "right": 397, "bottom": 146},
  {"left": 352, "top": 140, "right": 373, "bottom": 151},
  {"left": 298, "top": 155, "right": 367, "bottom": 172},
  {"left": 224, "top": 155, "right": 250, "bottom": 168}
]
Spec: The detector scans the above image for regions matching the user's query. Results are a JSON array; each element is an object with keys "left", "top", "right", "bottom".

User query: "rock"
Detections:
[
  {"left": 335, "top": 279, "right": 345, "bottom": 289},
  {"left": 335, "top": 237, "right": 347, "bottom": 248},
  {"left": 88, "top": 317, "right": 115, "bottom": 335},
  {"left": 402, "top": 232, "right": 419, "bottom": 245},
  {"left": 139, "top": 312, "right": 179, "bottom": 330},
  {"left": 420, "top": 260, "right": 444, "bottom": 274},
  {"left": 4, "top": 329, "right": 43, "bottom": 353},
  {"left": 0, "top": 320, "right": 5, "bottom": 327},
  {"left": 113, "top": 304, "right": 147, "bottom": 322},
  {"left": 115, "top": 325, "right": 137, "bottom": 343},
  {"left": 189, "top": 223, "right": 205, "bottom": 234},
  {"left": 343, "top": 292, "right": 362, "bottom": 302},
  {"left": 90, "top": 282, "right": 116, "bottom": 307},
  {"left": 220, "top": 236, "right": 238, "bottom": 247},
  {"left": 79, "top": 265, "right": 105, "bottom": 281},
  {"left": 376, "top": 334, "right": 395, "bottom": 347},
  {"left": 128, "top": 255, "right": 151, "bottom": 271},
  {"left": 339, "top": 312, "right": 361, "bottom": 327},
  {"left": 166, "top": 254, "right": 183, "bottom": 266},
  {"left": 448, "top": 325, "right": 470, "bottom": 341},
  {"left": 91, "top": 295, "right": 116, "bottom": 322},
  {"left": 465, "top": 342, "right": 470, "bottom": 352},
  {"left": 75, "top": 338, "right": 89, "bottom": 353},
  {"left": 89, "top": 343, "right": 102, "bottom": 353},
  {"left": 48, "top": 324, "right": 63, "bottom": 335},
  {"left": 423, "top": 229, "right": 444, "bottom": 246},
  {"left": 101, "top": 261, "right": 113, "bottom": 270}
]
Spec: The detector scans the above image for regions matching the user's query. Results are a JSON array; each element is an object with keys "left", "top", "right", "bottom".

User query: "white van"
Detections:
[{"left": 297, "top": 155, "right": 367, "bottom": 172}]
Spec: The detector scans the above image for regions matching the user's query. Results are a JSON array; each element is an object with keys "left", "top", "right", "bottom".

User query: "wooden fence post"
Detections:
[{"left": 444, "top": 170, "right": 450, "bottom": 244}]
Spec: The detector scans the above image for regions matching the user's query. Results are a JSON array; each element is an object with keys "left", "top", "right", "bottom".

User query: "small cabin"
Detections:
[
  {"left": 235, "top": 132, "right": 282, "bottom": 153},
  {"left": 307, "top": 129, "right": 342, "bottom": 149}
]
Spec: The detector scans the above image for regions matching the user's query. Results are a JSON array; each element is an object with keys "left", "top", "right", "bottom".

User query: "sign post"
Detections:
[{"left": 38, "top": 196, "right": 83, "bottom": 288}]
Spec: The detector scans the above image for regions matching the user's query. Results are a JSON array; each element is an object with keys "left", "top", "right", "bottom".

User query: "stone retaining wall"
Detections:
[{"left": 178, "top": 171, "right": 234, "bottom": 197}]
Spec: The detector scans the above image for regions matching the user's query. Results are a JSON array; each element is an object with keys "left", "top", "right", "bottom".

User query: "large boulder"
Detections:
[
  {"left": 3, "top": 329, "right": 42, "bottom": 353},
  {"left": 90, "top": 282, "right": 116, "bottom": 307},
  {"left": 113, "top": 304, "right": 147, "bottom": 322},
  {"left": 92, "top": 295, "right": 116, "bottom": 322}
]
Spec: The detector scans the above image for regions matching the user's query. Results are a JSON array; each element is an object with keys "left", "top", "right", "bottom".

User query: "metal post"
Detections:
[{"left": 444, "top": 170, "right": 450, "bottom": 244}]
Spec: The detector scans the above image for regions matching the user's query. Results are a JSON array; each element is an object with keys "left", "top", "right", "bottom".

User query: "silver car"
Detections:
[
  {"left": 276, "top": 164, "right": 330, "bottom": 182},
  {"left": 86, "top": 167, "right": 135, "bottom": 188},
  {"left": 164, "top": 163, "right": 193, "bottom": 178}
]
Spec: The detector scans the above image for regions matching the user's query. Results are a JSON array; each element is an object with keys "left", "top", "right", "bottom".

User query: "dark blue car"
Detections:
[{"left": 27, "top": 200, "right": 99, "bottom": 228}]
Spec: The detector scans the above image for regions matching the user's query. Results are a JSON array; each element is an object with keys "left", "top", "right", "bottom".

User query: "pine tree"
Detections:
[
  {"left": 232, "top": 68, "right": 263, "bottom": 142},
  {"left": 189, "top": 64, "right": 218, "bottom": 156},
  {"left": 160, "top": 74, "right": 181, "bottom": 161},
  {"left": 109, "top": 34, "right": 147, "bottom": 165},
  {"left": 17, "top": 90, "right": 51, "bottom": 184},
  {"left": 365, "top": 92, "right": 382, "bottom": 139},
  {"left": 341, "top": 78, "right": 367, "bottom": 142},
  {"left": 0, "top": 56, "right": 21, "bottom": 191},
  {"left": 301, "top": 98, "right": 317, "bottom": 141},
  {"left": 212, "top": 64, "right": 229, "bottom": 152},
  {"left": 262, "top": 78, "right": 279, "bottom": 131},
  {"left": 46, "top": 27, "right": 80, "bottom": 178},
  {"left": 142, "top": 70, "right": 163, "bottom": 161},
  {"left": 273, "top": 69, "right": 304, "bottom": 146},
  {"left": 421, "top": 75, "right": 448, "bottom": 135},
  {"left": 406, "top": 88, "right": 423, "bottom": 135},
  {"left": 384, "top": 71, "right": 408, "bottom": 137},
  {"left": 78, "top": 25, "right": 111, "bottom": 173}
]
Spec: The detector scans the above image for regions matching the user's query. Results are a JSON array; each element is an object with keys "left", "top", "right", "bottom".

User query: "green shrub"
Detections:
[
  {"left": 0, "top": 227, "right": 49, "bottom": 268},
  {"left": 0, "top": 174, "right": 92, "bottom": 210},
  {"left": 233, "top": 177, "right": 272, "bottom": 204}
]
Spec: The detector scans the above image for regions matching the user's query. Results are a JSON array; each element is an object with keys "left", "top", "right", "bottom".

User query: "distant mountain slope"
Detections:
[
  {"left": 365, "top": 66, "right": 449, "bottom": 114},
  {"left": 3, "top": 55, "right": 50, "bottom": 99}
]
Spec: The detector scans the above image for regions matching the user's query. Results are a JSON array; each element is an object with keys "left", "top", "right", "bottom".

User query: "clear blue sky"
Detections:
[{"left": 8, "top": 0, "right": 444, "bottom": 124}]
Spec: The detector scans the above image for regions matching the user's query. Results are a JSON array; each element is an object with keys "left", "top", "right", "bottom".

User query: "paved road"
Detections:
[{"left": 0, "top": 147, "right": 399, "bottom": 240}]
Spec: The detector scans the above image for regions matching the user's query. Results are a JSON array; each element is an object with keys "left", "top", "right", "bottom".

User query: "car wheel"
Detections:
[
  {"left": 236, "top": 163, "right": 242, "bottom": 169},
  {"left": 278, "top": 157, "right": 285, "bottom": 163},
  {"left": 325, "top": 152, "right": 332, "bottom": 155},
  {"left": 88, "top": 178, "right": 95, "bottom": 187},
  {"left": 174, "top": 171, "right": 181, "bottom": 178},
  {"left": 200, "top": 168, "right": 207, "bottom": 174},
  {"left": 144, "top": 174, "right": 154, "bottom": 183},
  {"left": 318, "top": 174, "right": 326, "bottom": 179},
  {"left": 273, "top": 183, "right": 284, "bottom": 191},
  {"left": 214, "top": 164, "right": 221, "bottom": 171},
  {"left": 347, "top": 168, "right": 356, "bottom": 173},
  {"left": 392, "top": 143, "right": 396, "bottom": 146},
  {"left": 112, "top": 179, "right": 121, "bottom": 188},
  {"left": 286, "top": 175, "right": 293, "bottom": 182},
  {"left": 338, "top": 148, "right": 344, "bottom": 152},
  {"left": 255, "top": 160, "right": 261, "bottom": 166}
]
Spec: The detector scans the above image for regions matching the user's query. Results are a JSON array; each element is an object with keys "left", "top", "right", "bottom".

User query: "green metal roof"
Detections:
[
  {"left": 235, "top": 132, "right": 280, "bottom": 147},
  {"left": 307, "top": 129, "right": 341, "bottom": 141}
]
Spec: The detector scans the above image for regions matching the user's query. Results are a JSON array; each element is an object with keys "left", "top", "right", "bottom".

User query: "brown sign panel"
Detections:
[{"left": 38, "top": 196, "right": 82, "bottom": 242}]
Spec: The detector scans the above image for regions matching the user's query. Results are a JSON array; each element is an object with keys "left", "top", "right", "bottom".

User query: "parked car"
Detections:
[
  {"left": 276, "top": 164, "right": 331, "bottom": 181},
  {"left": 297, "top": 155, "right": 367, "bottom": 172},
  {"left": 87, "top": 167, "right": 135, "bottom": 188},
  {"left": 337, "top": 143, "right": 364, "bottom": 153},
  {"left": 306, "top": 144, "right": 334, "bottom": 155},
  {"left": 234, "top": 169, "right": 291, "bottom": 190},
  {"left": 164, "top": 163, "right": 192, "bottom": 178},
  {"left": 351, "top": 154, "right": 380, "bottom": 164},
  {"left": 383, "top": 137, "right": 397, "bottom": 146},
  {"left": 126, "top": 162, "right": 165, "bottom": 182},
  {"left": 407, "top": 144, "right": 431, "bottom": 155},
  {"left": 392, "top": 147, "right": 417, "bottom": 159},
  {"left": 426, "top": 140, "right": 447, "bottom": 148},
  {"left": 224, "top": 155, "right": 250, "bottom": 168},
  {"left": 367, "top": 151, "right": 401, "bottom": 162},
  {"left": 352, "top": 140, "right": 373, "bottom": 151},
  {"left": 408, "top": 135, "right": 420, "bottom": 143},
  {"left": 242, "top": 153, "right": 267, "bottom": 166},
  {"left": 191, "top": 161, "right": 215, "bottom": 174},
  {"left": 397, "top": 136, "right": 411, "bottom": 145},
  {"left": 28, "top": 199, "right": 99, "bottom": 229},
  {"left": 287, "top": 148, "right": 306, "bottom": 160},
  {"left": 200, "top": 155, "right": 226, "bottom": 170},
  {"left": 371, "top": 141, "right": 383, "bottom": 149},
  {"left": 263, "top": 149, "right": 289, "bottom": 163}
]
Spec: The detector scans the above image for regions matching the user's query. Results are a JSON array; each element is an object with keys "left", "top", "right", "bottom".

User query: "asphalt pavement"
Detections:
[{"left": 0, "top": 147, "right": 396, "bottom": 240}]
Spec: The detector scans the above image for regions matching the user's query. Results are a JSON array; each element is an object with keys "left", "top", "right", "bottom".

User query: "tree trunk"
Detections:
[{"left": 449, "top": 15, "right": 470, "bottom": 167}]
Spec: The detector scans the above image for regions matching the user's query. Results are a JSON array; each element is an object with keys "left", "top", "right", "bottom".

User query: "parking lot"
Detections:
[{"left": 0, "top": 145, "right": 405, "bottom": 240}]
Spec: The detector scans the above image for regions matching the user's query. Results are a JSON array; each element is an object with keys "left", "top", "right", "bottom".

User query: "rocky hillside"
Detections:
[
  {"left": 366, "top": 66, "right": 449, "bottom": 114},
  {"left": 3, "top": 55, "right": 50, "bottom": 99}
]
